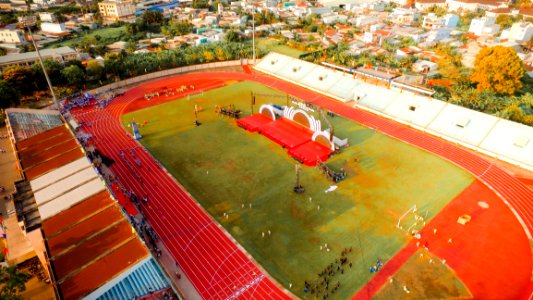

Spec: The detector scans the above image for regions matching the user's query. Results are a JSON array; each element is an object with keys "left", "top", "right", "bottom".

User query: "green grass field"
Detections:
[
  {"left": 122, "top": 81, "right": 474, "bottom": 299},
  {"left": 257, "top": 38, "right": 306, "bottom": 58},
  {"left": 373, "top": 249, "right": 470, "bottom": 299},
  {"left": 46, "top": 26, "right": 127, "bottom": 49}
]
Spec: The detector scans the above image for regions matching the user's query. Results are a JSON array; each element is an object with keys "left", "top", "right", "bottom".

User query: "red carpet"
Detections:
[
  {"left": 236, "top": 113, "right": 274, "bottom": 132},
  {"left": 288, "top": 141, "right": 332, "bottom": 166},
  {"left": 238, "top": 114, "right": 333, "bottom": 166},
  {"left": 242, "top": 64, "right": 253, "bottom": 74},
  {"left": 260, "top": 118, "right": 312, "bottom": 149},
  {"left": 112, "top": 183, "right": 138, "bottom": 216}
]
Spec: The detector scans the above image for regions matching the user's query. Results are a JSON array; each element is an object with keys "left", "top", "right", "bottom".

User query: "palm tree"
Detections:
[{"left": 0, "top": 266, "right": 30, "bottom": 299}]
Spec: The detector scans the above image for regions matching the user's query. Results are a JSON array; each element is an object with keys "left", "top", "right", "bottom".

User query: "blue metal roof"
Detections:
[
  {"left": 146, "top": 1, "right": 180, "bottom": 11},
  {"left": 96, "top": 258, "right": 170, "bottom": 300}
]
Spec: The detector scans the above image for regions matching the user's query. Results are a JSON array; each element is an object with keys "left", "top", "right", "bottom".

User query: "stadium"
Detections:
[{"left": 58, "top": 53, "right": 533, "bottom": 299}]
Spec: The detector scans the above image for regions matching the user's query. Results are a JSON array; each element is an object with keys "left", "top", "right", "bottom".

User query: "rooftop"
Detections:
[
  {"left": 5, "top": 108, "right": 63, "bottom": 143},
  {"left": 0, "top": 46, "right": 76, "bottom": 65}
]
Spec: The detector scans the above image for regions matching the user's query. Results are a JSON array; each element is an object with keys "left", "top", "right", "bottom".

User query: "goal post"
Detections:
[{"left": 397, "top": 204, "right": 417, "bottom": 230}]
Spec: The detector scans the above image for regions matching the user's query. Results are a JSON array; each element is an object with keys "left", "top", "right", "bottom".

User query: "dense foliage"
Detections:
[{"left": 470, "top": 46, "right": 525, "bottom": 95}]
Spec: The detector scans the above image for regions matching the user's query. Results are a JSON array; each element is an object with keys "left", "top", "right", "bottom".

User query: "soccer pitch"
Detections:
[{"left": 122, "top": 80, "right": 473, "bottom": 298}]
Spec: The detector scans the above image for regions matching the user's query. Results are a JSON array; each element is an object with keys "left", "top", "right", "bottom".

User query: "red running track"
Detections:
[
  {"left": 72, "top": 72, "right": 533, "bottom": 299},
  {"left": 71, "top": 77, "right": 292, "bottom": 300}
]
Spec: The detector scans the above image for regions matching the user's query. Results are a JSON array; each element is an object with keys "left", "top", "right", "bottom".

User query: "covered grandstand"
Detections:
[
  {"left": 254, "top": 53, "right": 533, "bottom": 171},
  {"left": 5, "top": 109, "right": 172, "bottom": 300}
]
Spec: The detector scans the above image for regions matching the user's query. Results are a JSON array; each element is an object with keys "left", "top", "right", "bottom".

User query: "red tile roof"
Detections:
[
  {"left": 416, "top": 0, "right": 445, "bottom": 3},
  {"left": 59, "top": 238, "right": 148, "bottom": 299},
  {"left": 42, "top": 188, "right": 148, "bottom": 299},
  {"left": 41, "top": 191, "right": 112, "bottom": 236},
  {"left": 16, "top": 119, "right": 150, "bottom": 299},
  {"left": 16, "top": 125, "right": 85, "bottom": 180}
]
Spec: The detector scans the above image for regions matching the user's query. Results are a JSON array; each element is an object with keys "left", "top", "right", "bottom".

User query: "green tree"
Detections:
[
  {"left": 425, "top": 5, "right": 447, "bottom": 17},
  {"left": 0, "top": 266, "right": 30, "bottom": 299},
  {"left": 0, "top": 12, "right": 18, "bottom": 25},
  {"left": 80, "top": 35, "right": 97, "bottom": 53},
  {"left": 225, "top": 30, "right": 241, "bottom": 43},
  {"left": 32, "top": 59, "right": 66, "bottom": 86},
  {"left": 470, "top": 46, "right": 525, "bottom": 95},
  {"left": 2, "top": 65, "right": 32, "bottom": 90},
  {"left": 495, "top": 14, "right": 522, "bottom": 29},
  {"left": 163, "top": 21, "right": 193, "bottom": 37},
  {"left": 434, "top": 43, "right": 465, "bottom": 81},
  {"left": 0, "top": 47, "right": 6, "bottom": 56},
  {"left": 86, "top": 60, "right": 104, "bottom": 80},
  {"left": 125, "top": 40, "right": 137, "bottom": 54},
  {"left": 141, "top": 11, "right": 164, "bottom": 32},
  {"left": 61, "top": 65, "right": 85, "bottom": 86},
  {"left": 0, "top": 80, "right": 19, "bottom": 108}
]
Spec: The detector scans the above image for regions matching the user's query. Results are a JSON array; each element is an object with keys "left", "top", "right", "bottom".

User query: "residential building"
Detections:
[
  {"left": 98, "top": 0, "right": 135, "bottom": 23},
  {"left": 391, "top": 0, "right": 415, "bottom": 6},
  {"left": 447, "top": 0, "right": 509, "bottom": 12},
  {"left": 17, "top": 15, "right": 37, "bottom": 27},
  {"left": 396, "top": 46, "right": 422, "bottom": 57},
  {"left": 469, "top": 16, "right": 500, "bottom": 36},
  {"left": 443, "top": 13, "right": 459, "bottom": 27},
  {"left": 322, "top": 13, "right": 349, "bottom": 24},
  {"left": 422, "top": 13, "right": 459, "bottom": 29},
  {"left": 506, "top": 22, "right": 533, "bottom": 42},
  {"left": 353, "top": 14, "right": 380, "bottom": 27},
  {"left": 0, "top": 28, "right": 26, "bottom": 44},
  {"left": 363, "top": 1, "right": 385, "bottom": 11},
  {"left": 388, "top": 8, "right": 420, "bottom": 25},
  {"left": 415, "top": 0, "right": 446, "bottom": 11},
  {"left": 422, "top": 13, "right": 444, "bottom": 29},
  {"left": 363, "top": 29, "right": 390, "bottom": 43},
  {"left": 307, "top": 6, "right": 331, "bottom": 15},
  {"left": 425, "top": 27, "right": 451, "bottom": 43},
  {"left": 412, "top": 59, "right": 438, "bottom": 74},
  {"left": 32, "top": 0, "right": 57, "bottom": 6},
  {"left": 0, "top": 46, "right": 77, "bottom": 71},
  {"left": 38, "top": 12, "right": 57, "bottom": 22},
  {"left": 0, "top": 2, "right": 15, "bottom": 11},
  {"left": 40, "top": 22, "right": 68, "bottom": 34}
]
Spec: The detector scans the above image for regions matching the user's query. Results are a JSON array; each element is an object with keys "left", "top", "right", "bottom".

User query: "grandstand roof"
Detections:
[
  {"left": 8, "top": 117, "right": 159, "bottom": 299},
  {"left": 5, "top": 108, "right": 63, "bottom": 143},
  {"left": 16, "top": 125, "right": 85, "bottom": 181}
]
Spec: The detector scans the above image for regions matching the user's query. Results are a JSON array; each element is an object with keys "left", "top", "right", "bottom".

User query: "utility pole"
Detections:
[
  {"left": 251, "top": 2, "right": 256, "bottom": 64},
  {"left": 24, "top": 14, "right": 60, "bottom": 111},
  {"left": 294, "top": 164, "right": 305, "bottom": 194}
]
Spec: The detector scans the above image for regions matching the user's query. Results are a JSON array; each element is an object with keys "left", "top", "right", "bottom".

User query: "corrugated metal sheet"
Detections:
[{"left": 95, "top": 258, "right": 170, "bottom": 300}]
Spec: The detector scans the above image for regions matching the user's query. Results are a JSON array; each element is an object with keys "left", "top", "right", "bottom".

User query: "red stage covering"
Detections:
[
  {"left": 237, "top": 114, "right": 333, "bottom": 166},
  {"left": 236, "top": 113, "right": 273, "bottom": 132},
  {"left": 288, "top": 141, "right": 333, "bottom": 166},
  {"left": 112, "top": 183, "right": 138, "bottom": 216},
  {"left": 261, "top": 118, "right": 313, "bottom": 149}
]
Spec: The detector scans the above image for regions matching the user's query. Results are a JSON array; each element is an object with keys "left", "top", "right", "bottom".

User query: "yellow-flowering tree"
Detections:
[{"left": 470, "top": 46, "right": 524, "bottom": 95}]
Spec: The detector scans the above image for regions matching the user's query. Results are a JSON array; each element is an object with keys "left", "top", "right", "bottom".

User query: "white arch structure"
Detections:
[
  {"left": 283, "top": 107, "right": 322, "bottom": 133},
  {"left": 258, "top": 104, "right": 277, "bottom": 120}
]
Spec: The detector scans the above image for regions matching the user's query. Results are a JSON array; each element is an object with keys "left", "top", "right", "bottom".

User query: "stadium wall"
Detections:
[{"left": 94, "top": 60, "right": 242, "bottom": 94}]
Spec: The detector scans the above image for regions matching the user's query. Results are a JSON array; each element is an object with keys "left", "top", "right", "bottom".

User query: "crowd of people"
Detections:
[
  {"left": 304, "top": 247, "right": 355, "bottom": 299},
  {"left": 61, "top": 90, "right": 121, "bottom": 113}
]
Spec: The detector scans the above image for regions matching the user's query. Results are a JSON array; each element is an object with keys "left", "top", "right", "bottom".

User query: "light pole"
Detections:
[
  {"left": 249, "top": 2, "right": 256, "bottom": 64},
  {"left": 25, "top": 19, "right": 60, "bottom": 111}
]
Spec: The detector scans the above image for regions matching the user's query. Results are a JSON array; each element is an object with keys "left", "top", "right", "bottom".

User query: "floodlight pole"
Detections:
[
  {"left": 251, "top": 3, "right": 256, "bottom": 64},
  {"left": 26, "top": 24, "right": 60, "bottom": 111}
]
